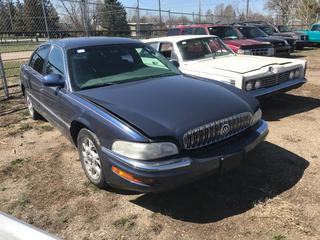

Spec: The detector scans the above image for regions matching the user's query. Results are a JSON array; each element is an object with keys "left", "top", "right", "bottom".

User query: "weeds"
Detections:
[
  {"left": 113, "top": 215, "right": 137, "bottom": 229},
  {"left": 272, "top": 235, "right": 287, "bottom": 240}
]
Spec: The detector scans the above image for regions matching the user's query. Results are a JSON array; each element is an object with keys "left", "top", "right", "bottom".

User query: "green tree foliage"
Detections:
[{"left": 98, "top": 0, "right": 130, "bottom": 35}]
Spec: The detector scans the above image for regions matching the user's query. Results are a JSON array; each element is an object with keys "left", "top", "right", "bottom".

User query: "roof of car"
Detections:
[
  {"left": 46, "top": 37, "right": 143, "bottom": 50},
  {"left": 144, "top": 35, "right": 218, "bottom": 43},
  {"left": 172, "top": 24, "right": 231, "bottom": 28}
]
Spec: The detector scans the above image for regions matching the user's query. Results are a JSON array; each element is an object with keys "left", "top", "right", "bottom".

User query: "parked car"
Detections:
[
  {"left": 301, "top": 23, "right": 320, "bottom": 45},
  {"left": 167, "top": 24, "right": 275, "bottom": 56},
  {"left": 144, "top": 35, "right": 307, "bottom": 97},
  {"left": 238, "top": 22, "right": 297, "bottom": 50},
  {"left": 20, "top": 37, "right": 268, "bottom": 192},
  {"left": 233, "top": 25, "right": 292, "bottom": 56},
  {"left": 275, "top": 25, "right": 315, "bottom": 49}
]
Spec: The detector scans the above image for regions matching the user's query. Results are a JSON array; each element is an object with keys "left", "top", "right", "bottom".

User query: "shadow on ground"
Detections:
[
  {"left": 131, "top": 142, "right": 308, "bottom": 223},
  {"left": 260, "top": 93, "right": 320, "bottom": 121}
]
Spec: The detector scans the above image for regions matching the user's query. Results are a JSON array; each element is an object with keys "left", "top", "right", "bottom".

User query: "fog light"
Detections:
[
  {"left": 111, "top": 166, "right": 155, "bottom": 185},
  {"left": 289, "top": 71, "right": 295, "bottom": 80},
  {"left": 246, "top": 82, "right": 254, "bottom": 91},
  {"left": 255, "top": 80, "right": 262, "bottom": 89},
  {"left": 295, "top": 69, "right": 301, "bottom": 78}
]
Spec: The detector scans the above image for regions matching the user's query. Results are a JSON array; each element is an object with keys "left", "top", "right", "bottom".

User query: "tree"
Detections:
[
  {"left": 213, "top": 4, "right": 236, "bottom": 24},
  {"left": 98, "top": 0, "right": 130, "bottom": 35},
  {"left": 24, "top": 0, "right": 60, "bottom": 34},
  {"left": 13, "top": 0, "right": 26, "bottom": 32},
  {"left": 296, "top": 0, "right": 319, "bottom": 24},
  {"left": 265, "top": 0, "right": 296, "bottom": 24},
  {"left": 0, "top": 0, "right": 12, "bottom": 32}
]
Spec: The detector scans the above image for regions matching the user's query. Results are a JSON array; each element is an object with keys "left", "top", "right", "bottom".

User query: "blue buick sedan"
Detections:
[{"left": 20, "top": 37, "right": 268, "bottom": 192}]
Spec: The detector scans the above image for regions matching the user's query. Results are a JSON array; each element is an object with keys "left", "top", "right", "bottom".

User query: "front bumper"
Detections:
[
  {"left": 296, "top": 40, "right": 317, "bottom": 48},
  {"left": 100, "top": 120, "right": 269, "bottom": 192},
  {"left": 250, "top": 78, "right": 306, "bottom": 98},
  {"left": 274, "top": 45, "right": 291, "bottom": 56}
]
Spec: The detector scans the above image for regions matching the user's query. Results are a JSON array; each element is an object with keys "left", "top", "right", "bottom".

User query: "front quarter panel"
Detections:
[{"left": 64, "top": 92, "right": 150, "bottom": 149}]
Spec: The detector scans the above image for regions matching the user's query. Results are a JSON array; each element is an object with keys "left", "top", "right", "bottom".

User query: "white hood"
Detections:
[{"left": 182, "top": 55, "right": 297, "bottom": 75}]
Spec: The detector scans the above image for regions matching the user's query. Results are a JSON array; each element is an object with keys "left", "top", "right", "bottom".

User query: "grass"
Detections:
[
  {"left": 39, "top": 124, "right": 54, "bottom": 132},
  {"left": 11, "top": 158, "right": 24, "bottom": 166},
  {"left": 5, "top": 123, "right": 32, "bottom": 137},
  {"left": 0, "top": 44, "right": 38, "bottom": 53},
  {"left": 3, "top": 59, "right": 28, "bottom": 79},
  {"left": 272, "top": 235, "right": 287, "bottom": 240},
  {"left": 113, "top": 215, "right": 137, "bottom": 229}
]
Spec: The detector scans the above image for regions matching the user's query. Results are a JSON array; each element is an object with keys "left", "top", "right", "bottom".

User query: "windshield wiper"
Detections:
[{"left": 80, "top": 82, "right": 116, "bottom": 90}]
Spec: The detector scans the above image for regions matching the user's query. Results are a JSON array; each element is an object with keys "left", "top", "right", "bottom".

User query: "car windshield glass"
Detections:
[
  {"left": 177, "top": 37, "right": 233, "bottom": 61},
  {"left": 259, "top": 26, "right": 274, "bottom": 35},
  {"left": 278, "top": 26, "right": 289, "bottom": 32},
  {"left": 208, "top": 27, "right": 241, "bottom": 39},
  {"left": 68, "top": 44, "right": 180, "bottom": 91},
  {"left": 238, "top": 26, "right": 268, "bottom": 38}
]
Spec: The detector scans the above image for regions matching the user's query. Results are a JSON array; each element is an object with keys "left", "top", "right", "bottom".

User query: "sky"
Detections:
[{"left": 119, "top": 0, "right": 266, "bottom": 15}]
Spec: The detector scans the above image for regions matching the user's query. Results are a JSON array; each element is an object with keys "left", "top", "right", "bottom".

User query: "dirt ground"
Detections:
[{"left": 0, "top": 48, "right": 320, "bottom": 240}]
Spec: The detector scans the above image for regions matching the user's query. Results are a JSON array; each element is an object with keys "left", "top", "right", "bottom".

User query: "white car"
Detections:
[{"left": 144, "top": 35, "right": 307, "bottom": 97}]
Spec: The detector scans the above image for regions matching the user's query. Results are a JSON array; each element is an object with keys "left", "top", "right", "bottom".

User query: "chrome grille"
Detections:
[
  {"left": 251, "top": 48, "right": 269, "bottom": 56},
  {"left": 183, "top": 112, "right": 252, "bottom": 150},
  {"left": 258, "top": 71, "right": 291, "bottom": 88}
]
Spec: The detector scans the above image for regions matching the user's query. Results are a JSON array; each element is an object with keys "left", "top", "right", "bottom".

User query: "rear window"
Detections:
[
  {"left": 167, "top": 28, "right": 180, "bottom": 36},
  {"left": 208, "top": 27, "right": 239, "bottom": 39},
  {"left": 182, "top": 28, "right": 193, "bottom": 35},
  {"left": 194, "top": 27, "right": 207, "bottom": 35}
]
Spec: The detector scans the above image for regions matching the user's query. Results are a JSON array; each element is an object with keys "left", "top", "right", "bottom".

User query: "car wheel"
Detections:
[
  {"left": 25, "top": 93, "right": 41, "bottom": 120},
  {"left": 77, "top": 128, "right": 109, "bottom": 189}
]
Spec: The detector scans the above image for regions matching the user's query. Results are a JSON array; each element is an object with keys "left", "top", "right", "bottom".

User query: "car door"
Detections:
[
  {"left": 41, "top": 45, "right": 69, "bottom": 133},
  {"left": 27, "top": 45, "right": 51, "bottom": 111}
]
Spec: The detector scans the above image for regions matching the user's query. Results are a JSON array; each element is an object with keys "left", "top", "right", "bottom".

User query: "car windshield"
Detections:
[
  {"left": 68, "top": 44, "right": 180, "bottom": 91},
  {"left": 259, "top": 26, "right": 275, "bottom": 35},
  {"left": 177, "top": 37, "right": 233, "bottom": 61},
  {"left": 238, "top": 26, "right": 269, "bottom": 38},
  {"left": 207, "top": 26, "right": 241, "bottom": 39},
  {"left": 278, "top": 25, "right": 290, "bottom": 32}
]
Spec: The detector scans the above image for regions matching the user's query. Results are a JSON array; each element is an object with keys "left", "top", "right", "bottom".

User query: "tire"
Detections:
[
  {"left": 77, "top": 128, "right": 109, "bottom": 189},
  {"left": 25, "top": 92, "right": 41, "bottom": 120}
]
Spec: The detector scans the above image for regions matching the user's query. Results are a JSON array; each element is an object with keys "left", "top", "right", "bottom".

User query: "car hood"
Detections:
[
  {"left": 254, "top": 36, "right": 285, "bottom": 43},
  {"left": 223, "top": 38, "right": 268, "bottom": 47},
  {"left": 76, "top": 75, "right": 258, "bottom": 143},
  {"left": 182, "top": 55, "right": 293, "bottom": 74}
]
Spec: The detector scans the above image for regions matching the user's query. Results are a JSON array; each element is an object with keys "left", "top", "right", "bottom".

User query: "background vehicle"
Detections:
[
  {"left": 145, "top": 35, "right": 307, "bottom": 98},
  {"left": 276, "top": 25, "right": 314, "bottom": 49},
  {"left": 238, "top": 22, "right": 297, "bottom": 50},
  {"left": 234, "top": 25, "right": 291, "bottom": 56},
  {"left": 167, "top": 24, "right": 274, "bottom": 56},
  {"left": 301, "top": 23, "right": 320, "bottom": 45},
  {"left": 20, "top": 37, "right": 268, "bottom": 192}
]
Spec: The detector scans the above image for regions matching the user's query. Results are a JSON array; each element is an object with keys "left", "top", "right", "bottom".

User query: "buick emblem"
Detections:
[{"left": 220, "top": 123, "right": 231, "bottom": 136}]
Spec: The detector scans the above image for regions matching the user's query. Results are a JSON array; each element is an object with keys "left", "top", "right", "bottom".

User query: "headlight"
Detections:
[
  {"left": 251, "top": 108, "right": 262, "bottom": 126},
  {"left": 289, "top": 71, "right": 295, "bottom": 80},
  {"left": 293, "top": 35, "right": 299, "bottom": 40},
  {"left": 112, "top": 141, "right": 179, "bottom": 160},
  {"left": 246, "top": 81, "right": 254, "bottom": 91},
  {"left": 255, "top": 80, "right": 262, "bottom": 89},
  {"left": 294, "top": 68, "right": 301, "bottom": 78},
  {"left": 238, "top": 49, "right": 251, "bottom": 55},
  {"left": 268, "top": 48, "right": 275, "bottom": 56}
]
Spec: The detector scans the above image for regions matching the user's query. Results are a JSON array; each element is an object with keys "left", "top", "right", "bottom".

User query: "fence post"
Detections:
[
  {"left": 41, "top": 0, "right": 50, "bottom": 39},
  {"left": 168, "top": 10, "right": 171, "bottom": 27},
  {"left": 0, "top": 53, "right": 9, "bottom": 99},
  {"left": 136, "top": 0, "right": 140, "bottom": 38},
  {"left": 192, "top": 12, "right": 195, "bottom": 23},
  {"left": 81, "top": 0, "right": 89, "bottom": 36}
]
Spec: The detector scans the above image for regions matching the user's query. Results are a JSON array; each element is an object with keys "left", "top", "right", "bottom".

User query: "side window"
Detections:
[
  {"left": 194, "top": 28, "right": 207, "bottom": 35},
  {"left": 182, "top": 28, "right": 193, "bottom": 35},
  {"left": 311, "top": 25, "right": 320, "bottom": 31},
  {"left": 45, "top": 46, "right": 65, "bottom": 75},
  {"left": 159, "top": 43, "right": 178, "bottom": 60},
  {"left": 29, "top": 45, "right": 50, "bottom": 74},
  {"left": 224, "top": 27, "right": 238, "bottom": 38},
  {"left": 167, "top": 28, "right": 180, "bottom": 36}
]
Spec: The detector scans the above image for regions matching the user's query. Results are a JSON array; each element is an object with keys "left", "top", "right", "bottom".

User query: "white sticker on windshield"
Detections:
[
  {"left": 77, "top": 49, "right": 85, "bottom": 53},
  {"left": 181, "top": 41, "right": 187, "bottom": 45}
]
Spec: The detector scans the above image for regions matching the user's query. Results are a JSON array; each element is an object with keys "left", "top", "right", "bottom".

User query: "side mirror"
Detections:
[
  {"left": 170, "top": 59, "right": 180, "bottom": 68},
  {"left": 43, "top": 74, "right": 65, "bottom": 87}
]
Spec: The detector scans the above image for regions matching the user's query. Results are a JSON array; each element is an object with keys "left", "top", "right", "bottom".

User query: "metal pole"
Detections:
[
  {"left": 168, "top": 10, "right": 171, "bottom": 27},
  {"left": 246, "top": 0, "right": 249, "bottom": 20},
  {"left": 41, "top": 0, "right": 50, "bottom": 39},
  {"left": 198, "top": 0, "right": 201, "bottom": 23},
  {"left": 136, "top": 0, "right": 140, "bottom": 38},
  {"left": 7, "top": 0, "right": 14, "bottom": 31},
  {"left": 158, "top": 0, "right": 162, "bottom": 27},
  {"left": 0, "top": 53, "right": 9, "bottom": 99},
  {"left": 81, "top": 0, "right": 88, "bottom": 36}
]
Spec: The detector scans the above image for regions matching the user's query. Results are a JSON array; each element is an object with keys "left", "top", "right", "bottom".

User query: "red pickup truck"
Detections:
[{"left": 167, "top": 24, "right": 275, "bottom": 57}]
